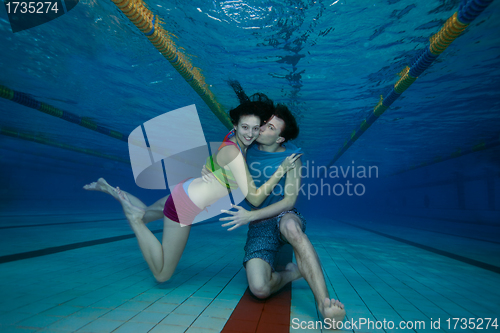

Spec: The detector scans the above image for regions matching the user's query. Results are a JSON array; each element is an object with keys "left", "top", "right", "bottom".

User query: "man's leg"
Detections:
[
  {"left": 279, "top": 213, "right": 345, "bottom": 326},
  {"left": 246, "top": 258, "right": 301, "bottom": 299},
  {"left": 83, "top": 178, "right": 166, "bottom": 223}
]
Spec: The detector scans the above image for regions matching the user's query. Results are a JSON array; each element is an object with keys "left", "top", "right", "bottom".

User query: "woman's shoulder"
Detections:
[{"left": 216, "top": 142, "right": 242, "bottom": 166}]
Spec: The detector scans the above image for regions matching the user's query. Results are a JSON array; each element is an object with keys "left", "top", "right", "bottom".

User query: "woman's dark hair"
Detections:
[
  {"left": 228, "top": 90, "right": 299, "bottom": 142},
  {"left": 229, "top": 93, "right": 274, "bottom": 126},
  {"left": 273, "top": 103, "right": 299, "bottom": 142},
  {"left": 228, "top": 80, "right": 250, "bottom": 104}
]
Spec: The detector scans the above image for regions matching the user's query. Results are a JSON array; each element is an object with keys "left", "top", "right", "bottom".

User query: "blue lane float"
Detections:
[
  {"left": 0, "top": 84, "right": 127, "bottom": 142},
  {"left": 326, "top": 0, "right": 495, "bottom": 168}
]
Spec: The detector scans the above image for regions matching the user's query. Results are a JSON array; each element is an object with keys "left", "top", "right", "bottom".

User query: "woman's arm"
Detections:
[
  {"left": 216, "top": 145, "right": 300, "bottom": 207},
  {"left": 221, "top": 158, "right": 302, "bottom": 231}
]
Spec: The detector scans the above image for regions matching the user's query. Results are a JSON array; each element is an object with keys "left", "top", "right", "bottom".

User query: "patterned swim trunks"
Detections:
[{"left": 243, "top": 208, "right": 306, "bottom": 270}]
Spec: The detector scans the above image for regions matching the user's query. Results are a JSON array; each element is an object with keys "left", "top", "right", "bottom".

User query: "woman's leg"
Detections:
[
  {"left": 116, "top": 188, "right": 190, "bottom": 283},
  {"left": 83, "top": 178, "right": 166, "bottom": 224},
  {"left": 143, "top": 196, "right": 169, "bottom": 224}
]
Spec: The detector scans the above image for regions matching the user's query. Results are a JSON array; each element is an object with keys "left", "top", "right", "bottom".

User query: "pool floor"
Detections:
[{"left": 0, "top": 211, "right": 498, "bottom": 332}]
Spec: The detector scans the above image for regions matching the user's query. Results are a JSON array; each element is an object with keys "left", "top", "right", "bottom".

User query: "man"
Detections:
[{"left": 219, "top": 104, "right": 346, "bottom": 327}]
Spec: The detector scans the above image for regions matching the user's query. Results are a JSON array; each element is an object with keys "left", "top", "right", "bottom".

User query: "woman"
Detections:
[{"left": 84, "top": 98, "right": 301, "bottom": 282}]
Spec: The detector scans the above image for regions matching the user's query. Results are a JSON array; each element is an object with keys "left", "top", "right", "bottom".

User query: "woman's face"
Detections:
[{"left": 234, "top": 115, "right": 261, "bottom": 146}]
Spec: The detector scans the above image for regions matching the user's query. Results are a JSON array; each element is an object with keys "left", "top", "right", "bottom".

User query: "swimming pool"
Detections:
[{"left": 1, "top": 0, "right": 499, "bottom": 332}]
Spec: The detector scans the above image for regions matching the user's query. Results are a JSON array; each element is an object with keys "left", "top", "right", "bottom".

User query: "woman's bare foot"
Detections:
[
  {"left": 115, "top": 187, "right": 145, "bottom": 225},
  {"left": 83, "top": 178, "right": 118, "bottom": 199},
  {"left": 285, "top": 262, "right": 303, "bottom": 282},
  {"left": 320, "top": 298, "right": 346, "bottom": 330}
]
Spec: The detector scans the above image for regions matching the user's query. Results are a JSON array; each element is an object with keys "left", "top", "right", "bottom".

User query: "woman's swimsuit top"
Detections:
[{"left": 205, "top": 130, "right": 244, "bottom": 190}]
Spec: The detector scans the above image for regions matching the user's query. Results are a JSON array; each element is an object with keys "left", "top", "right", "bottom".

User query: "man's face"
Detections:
[{"left": 256, "top": 115, "right": 285, "bottom": 145}]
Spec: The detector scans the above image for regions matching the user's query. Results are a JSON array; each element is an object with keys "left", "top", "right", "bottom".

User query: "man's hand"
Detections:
[
  {"left": 201, "top": 165, "right": 216, "bottom": 183},
  {"left": 220, "top": 204, "right": 255, "bottom": 231}
]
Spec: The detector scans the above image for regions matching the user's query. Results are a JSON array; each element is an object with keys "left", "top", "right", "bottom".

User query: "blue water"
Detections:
[{"left": 0, "top": 0, "right": 499, "bottom": 332}]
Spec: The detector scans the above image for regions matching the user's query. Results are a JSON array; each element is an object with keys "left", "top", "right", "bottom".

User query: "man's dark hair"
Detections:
[{"left": 273, "top": 103, "right": 299, "bottom": 142}]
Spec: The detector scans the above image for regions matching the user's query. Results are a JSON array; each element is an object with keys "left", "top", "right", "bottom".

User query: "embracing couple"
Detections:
[{"left": 84, "top": 93, "right": 345, "bottom": 327}]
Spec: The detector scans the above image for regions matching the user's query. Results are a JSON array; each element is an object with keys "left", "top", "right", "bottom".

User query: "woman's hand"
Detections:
[
  {"left": 280, "top": 153, "right": 303, "bottom": 174},
  {"left": 220, "top": 204, "right": 255, "bottom": 231}
]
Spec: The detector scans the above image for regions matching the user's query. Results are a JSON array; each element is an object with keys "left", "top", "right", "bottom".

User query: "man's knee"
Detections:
[
  {"left": 249, "top": 280, "right": 271, "bottom": 299},
  {"left": 281, "top": 215, "right": 305, "bottom": 244},
  {"left": 246, "top": 259, "right": 272, "bottom": 299}
]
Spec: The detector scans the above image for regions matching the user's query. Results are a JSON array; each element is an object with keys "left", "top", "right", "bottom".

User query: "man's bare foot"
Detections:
[
  {"left": 115, "top": 187, "right": 145, "bottom": 224},
  {"left": 285, "top": 262, "right": 303, "bottom": 282},
  {"left": 320, "top": 298, "right": 346, "bottom": 330},
  {"left": 83, "top": 178, "right": 118, "bottom": 199}
]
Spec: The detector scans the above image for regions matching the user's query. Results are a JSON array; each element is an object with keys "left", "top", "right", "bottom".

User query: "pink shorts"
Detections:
[{"left": 163, "top": 179, "right": 203, "bottom": 226}]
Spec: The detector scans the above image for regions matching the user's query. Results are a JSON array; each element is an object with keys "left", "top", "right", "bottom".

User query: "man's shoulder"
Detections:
[
  {"left": 250, "top": 142, "right": 302, "bottom": 154},
  {"left": 284, "top": 142, "right": 301, "bottom": 152},
  {"left": 247, "top": 142, "right": 302, "bottom": 163},
  {"left": 283, "top": 142, "right": 302, "bottom": 158}
]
